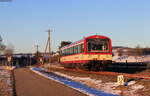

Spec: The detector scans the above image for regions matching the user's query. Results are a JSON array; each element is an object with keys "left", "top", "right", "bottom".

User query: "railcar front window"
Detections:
[{"left": 87, "top": 39, "right": 109, "bottom": 52}]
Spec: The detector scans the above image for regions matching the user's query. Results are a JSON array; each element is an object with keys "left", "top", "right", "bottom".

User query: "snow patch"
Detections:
[
  {"left": 32, "top": 67, "right": 146, "bottom": 96},
  {"left": 53, "top": 71, "right": 120, "bottom": 95},
  {"left": 97, "top": 82, "right": 121, "bottom": 95},
  {"left": 53, "top": 71, "right": 145, "bottom": 96},
  {"left": 131, "top": 85, "right": 144, "bottom": 90},
  {"left": 128, "top": 81, "right": 136, "bottom": 86}
]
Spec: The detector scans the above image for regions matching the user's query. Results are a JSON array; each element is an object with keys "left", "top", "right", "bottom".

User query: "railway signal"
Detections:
[
  {"left": 117, "top": 75, "right": 124, "bottom": 85},
  {"left": 117, "top": 75, "right": 125, "bottom": 95}
]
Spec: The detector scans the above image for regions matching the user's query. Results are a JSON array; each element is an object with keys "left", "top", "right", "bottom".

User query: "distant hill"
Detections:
[{"left": 112, "top": 46, "right": 130, "bottom": 49}]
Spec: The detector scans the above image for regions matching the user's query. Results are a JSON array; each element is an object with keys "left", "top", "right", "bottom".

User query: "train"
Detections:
[{"left": 59, "top": 35, "right": 112, "bottom": 71}]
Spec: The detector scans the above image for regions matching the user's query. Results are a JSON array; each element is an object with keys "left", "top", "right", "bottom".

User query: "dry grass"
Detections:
[{"left": 0, "top": 70, "right": 12, "bottom": 96}]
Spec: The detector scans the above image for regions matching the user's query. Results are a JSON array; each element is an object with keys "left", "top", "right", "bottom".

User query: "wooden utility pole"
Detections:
[
  {"left": 36, "top": 45, "right": 39, "bottom": 52},
  {"left": 0, "top": 35, "right": 2, "bottom": 42},
  {"left": 45, "top": 29, "right": 52, "bottom": 63}
]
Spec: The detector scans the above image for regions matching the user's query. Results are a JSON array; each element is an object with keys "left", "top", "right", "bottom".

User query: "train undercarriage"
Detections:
[{"left": 61, "top": 60, "right": 112, "bottom": 71}]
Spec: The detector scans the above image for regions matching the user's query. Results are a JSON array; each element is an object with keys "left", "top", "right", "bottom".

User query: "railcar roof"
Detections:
[
  {"left": 86, "top": 35, "right": 110, "bottom": 39},
  {"left": 61, "top": 39, "right": 84, "bottom": 50},
  {"left": 60, "top": 35, "right": 110, "bottom": 50}
]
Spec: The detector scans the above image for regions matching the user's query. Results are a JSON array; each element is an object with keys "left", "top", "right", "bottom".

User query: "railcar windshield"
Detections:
[{"left": 87, "top": 38, "right": 110, "bottom": 52}]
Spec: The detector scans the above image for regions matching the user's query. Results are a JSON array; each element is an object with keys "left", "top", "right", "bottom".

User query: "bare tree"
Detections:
[
  {"left": 142, "top": 47, "right": 150, "bottom": 55},
  {"left": 117, "top": 49, "right": 123, "bottom": 56},
  {"left": 0, "top": 43, "right": 6, "bottom": 53},
  {"left": 4, "top": 43, "right": 14, "bottom": 56},
  {"left": 126, "top": 48, "right": 134, "bottom": 56},
  {"left": 0, "top": 35, "right": 6, "bottom": 53}
]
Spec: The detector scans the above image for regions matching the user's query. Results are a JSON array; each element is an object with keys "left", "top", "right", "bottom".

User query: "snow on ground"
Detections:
[
  {"left": 53, "top": 71, "right": 145, "bottom": 96},
  {"left": 131, "top": 85, "right": 144, "bottom": 90},
  {"left": 0, "top": 66, "right": 13, "bottom": 96},
  {"left": 53, "top": 72, "right": 121, "bottom": 95},
  {"left": 122, "top": 84, "right": 145, "bottom": 96},
  {"left": 113, "top": 55, "right": 150, "bottom": 63},
  {"left": 128, "top": 81, "right": 136, "bottom": 86},
  {"left": 99, "top": 82, "right": 121, "bottom": 95}
]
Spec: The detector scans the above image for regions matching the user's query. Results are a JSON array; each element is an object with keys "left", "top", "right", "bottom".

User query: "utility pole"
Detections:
[
  {"left": 45, "top": 29, "right": 52, "bottom": 63},
  {"left": 35, "top": 44, "right": 39, "bottom": 65},
  {"left": 36, "top": 45, "right": 39, "bottom": 52},
  {"left": 0, "top": 35, "right": 2, "bottom": 42}
]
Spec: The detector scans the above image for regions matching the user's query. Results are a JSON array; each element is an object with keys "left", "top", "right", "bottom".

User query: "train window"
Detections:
[
  {"left": 81, "top": 44, "right": 84, "bottom": 53},
  {"left": 69, "top": 48, "right": 71, "bottom": 55},
  {"left": 74, "top": 46, "right": 77, "bottom": 54},
  {"left": 87, "top": 39, "right": 109, "bottom": 52},
  {"left": 66, "top": 49, "right": 69, "bottom": 55},
  {"left": 75, "top": 46, "right": 77, "bottom": 54},
  {"left": 76, "top": 46, "right": 78, "bottom": 53},
  {"left": 74, "top": 46, "right": 76, "bottom": 54},
  {"left": 73, "top": 46, "right": 75, "bottom": 54},
  {"left": 75, "top": 46, "right": 78, "bottom": 54},
  {"left": 64, "top": 49, "right": 67, "bottom": 55},
  {"left": 62, "top": 50, "right": 65, "bottom": 56},
  {"left": 71, "top": 47, "right": 73, "bottom": 54},
  {"left": 77, "top": 46, "right": 79, "bottom": 53},
  {"left": 78, "top": 44, "right": 82, "bottom": 53},
  {"left": 77, "top": 45, "right": 80, "bottom": 53},
  {"left": 63, "top": 49, "right": 65, "bottom": 56},
  {"left": 67, "top": 48, "right": 69, "bottom": 55},
  {"left": 65, "top": 49, "right": 67, "bottom": 55},
  {"left": 61, "top": 44, "right": 84, "bottom": 56},
  {"left": 66, "top": 49, "right": 67, "bottom": 55}
]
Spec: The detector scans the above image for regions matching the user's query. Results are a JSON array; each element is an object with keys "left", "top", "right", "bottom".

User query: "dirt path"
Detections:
[{"left": 14, "top": 68, "right": 87, "bottom": 96}]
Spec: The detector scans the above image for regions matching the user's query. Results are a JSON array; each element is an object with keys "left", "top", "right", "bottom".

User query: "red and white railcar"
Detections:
[{"left": 60, "top": 35, "right": 112, "bottom": 70}]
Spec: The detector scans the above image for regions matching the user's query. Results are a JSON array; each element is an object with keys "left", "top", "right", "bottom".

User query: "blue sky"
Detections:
[{"left": 0, "top": 0, "right": 150, "bottom": 53}]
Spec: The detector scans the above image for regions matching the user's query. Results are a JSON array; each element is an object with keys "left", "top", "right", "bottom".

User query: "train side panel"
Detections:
[{"left": 60, "top": 53, "right": 112, "bottom": 64}]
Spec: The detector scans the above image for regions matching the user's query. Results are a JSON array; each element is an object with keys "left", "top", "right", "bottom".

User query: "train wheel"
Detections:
[
  {"left": 71, "top": 63, "right": 76, "bottom": 69},
  {"left": 87, "top": 61, "right": 100, "bottom": 71},
  {"left": 75, "top": 63, "right": 90, "bottom": 71},
  {"left": 82, "top": 63, "right": 91, "bottom": 71},
  {"left": 75, "top": 63, "right": 81, "bottom": 69}
]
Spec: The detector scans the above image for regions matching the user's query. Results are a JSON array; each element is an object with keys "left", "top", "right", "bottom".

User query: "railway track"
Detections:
[
  {"left": 48, "top": 64, "right": 150, "bottom": 80},
  {"left": 107, "top": 62, "right": 148, "bottom": 73}
]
